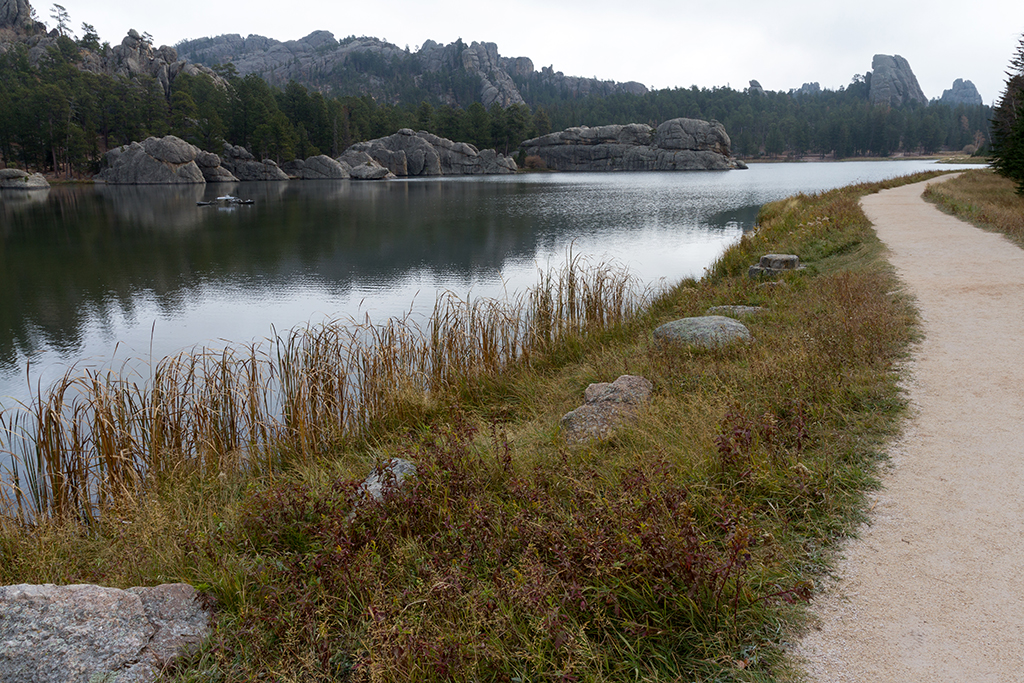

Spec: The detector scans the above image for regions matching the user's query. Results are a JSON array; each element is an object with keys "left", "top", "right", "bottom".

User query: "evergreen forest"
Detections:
[{"left": 0, "top": 31, "right": 993, "bottom": 178}]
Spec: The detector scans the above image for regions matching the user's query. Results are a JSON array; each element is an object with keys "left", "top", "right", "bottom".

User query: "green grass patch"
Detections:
[{"left": 0, "top": 171, "right": 946, "bottom": 681}]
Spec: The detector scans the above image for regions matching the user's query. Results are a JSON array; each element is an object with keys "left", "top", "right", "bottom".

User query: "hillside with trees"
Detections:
[{"left": 0, "top": 0, "right": 993, "bottom": 178}]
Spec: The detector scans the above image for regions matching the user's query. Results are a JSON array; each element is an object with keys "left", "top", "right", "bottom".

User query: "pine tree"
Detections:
[{"left": 992, "top": 33, "right": 1024, "bottom": 194}]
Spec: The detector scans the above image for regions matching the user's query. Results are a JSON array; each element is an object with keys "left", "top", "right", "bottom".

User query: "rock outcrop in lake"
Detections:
[
  {"left": 95, "top": 135, "right": 229, "bottom": 184},
  {"left": 0, "top": 168, "right": 49, "bottom": 189},
  {"left": 520, "top": 118, "right": 746, "bottom": 172},
  {"left": 220, "top": 144, "right": 290, "bottom": 181},
  {"left": 345, "top": 129, "right": 518, "bottom": 177},
  {"left": 868, "top": 54, "right": 927, "bottom": 107},
  {"left": 939, "top": 78, "right": 983, "bottom": 106}
]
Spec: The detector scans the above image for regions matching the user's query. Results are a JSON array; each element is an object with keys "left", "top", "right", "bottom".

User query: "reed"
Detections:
[{"left": 0, "top": 253, "right": 650, "bottom": 523}]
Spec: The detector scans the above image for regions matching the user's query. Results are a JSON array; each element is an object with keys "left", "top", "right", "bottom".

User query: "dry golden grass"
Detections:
[
  {"left": 924, "top": 169, "right": 1024, "bottom": 246},
  {"left": 0, "top": 171, "right": 944, "bottom": 682}
]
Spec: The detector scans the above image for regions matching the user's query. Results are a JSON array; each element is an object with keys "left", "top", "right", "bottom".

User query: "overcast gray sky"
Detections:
[{"left": 50, "top": 0, "right": 1024, "bottom": 105}]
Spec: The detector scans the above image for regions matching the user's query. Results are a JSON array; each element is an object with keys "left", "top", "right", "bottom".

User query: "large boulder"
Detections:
[
  {"left": 520, "top": 118, "right": 746, "bottom": 172},
  {"left": 299, "top": 155, "right": 350, "bottom": 179},
  {"left": 0, "top": 582, "right": 210, "bottom": 683},
  {"left": 0, "top": 168, "right": 49, "bottom": 189},
  {"left": 343, "top": 129, "right": 516, "bottom": 177},
  {"left": 869, "top": 54, "right": 927, "bottom": 107},
  {"left": 95, "top": 135, "right": 206, "bottom": 184},
  {"left": 560, "top": 375, "right": 653, "bottom": 444},
  {"left": 653, "top": 316, "right": 753, "bottom": 349},
  {"left": 220, "top": 144, "right": 290, "bottom": 181},
  {"left": 337, "top": 149, "right": 396, "bottom": 180}
]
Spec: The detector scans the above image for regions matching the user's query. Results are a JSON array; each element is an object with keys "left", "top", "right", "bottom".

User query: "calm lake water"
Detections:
[{"left": 0, "top": 160, "right": 981, "bottom": 409}]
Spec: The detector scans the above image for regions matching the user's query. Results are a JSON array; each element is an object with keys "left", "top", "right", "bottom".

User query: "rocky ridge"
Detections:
[
  {"left": 175, "top": 32, "right": 648, "bottom": 109},
  {"left": 520, "top": 118, "right": 746, "bottom": 172},
  {"left": 0, "top": 0, "right": 224, "bottom": 99}
]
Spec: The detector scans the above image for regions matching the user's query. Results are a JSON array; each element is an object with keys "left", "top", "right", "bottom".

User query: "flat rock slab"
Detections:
[
  {"left": 653, "top": 315, "right": 752, "bottom": 349},
  {"left": 561, "top": 374, "right": 652, "bottom": 444},
  {"left": 0, "top": 583, "right": 210, "bottom": 683}
]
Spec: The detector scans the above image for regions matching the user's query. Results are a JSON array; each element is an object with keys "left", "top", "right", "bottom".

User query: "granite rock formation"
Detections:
[
  {"left": 337, "top": 149, "right": 394, "bottom": 179},
  {"left": 345, "top": 129, "right": 517, "bottom": 177},
  {"left": 220, "top": 144, "right": 290, "bottom": 181},
  {"left": 0, "top": 0, "right": 32, "bottom": 31},
  {"left": 939, "top": 78, "right": 983, "bottom": 106},
  {"left": 299, "top": 154, "right": 351, "bottom": 179},
  {"left": 748, "top": 80, "right": 766, "bottom": 96},
  {"left": 0, "top": 168, "right": 49, "bottom": 189},
  {"left": 868, "top": 54, "right": 927, "bottom": 107},
  {"left": 175, "top": 32, "right": 647, "bottom": 109},
  {"left": 1, "top": 5, "right": 224, "bottom": 100},
  {"left": 792, "top": 82, "right": 821, "bottom": 97},
  {"left": 0, "top": 582, "right": 210, "bottom": 683},
  {"left": 95, "top": 135, "right": 212, "bottom": 184},
  {"left": 520, "top": 118, "right": 746, "bottom": 172}
]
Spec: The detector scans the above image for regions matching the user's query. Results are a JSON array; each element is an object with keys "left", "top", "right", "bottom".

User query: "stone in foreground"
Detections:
[
  {"left": 748, "top": 253, "right": 804, "bottom": 279},
  {"left": 653, "top": 316, "right": 752, "bottom": 349},
  {"left": 561, "top": 375, "right": 653, "bottom": 444},
  {"left": 0, "top": 582, "right": 210, "bottom": 683}
]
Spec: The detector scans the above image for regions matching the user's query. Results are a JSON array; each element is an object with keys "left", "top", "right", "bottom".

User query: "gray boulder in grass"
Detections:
[
  {"left": 653, "top": 315, "right": 752, "bottom": 349},
  {"left": 560, "top": 374, "right": 653, "bottom": 444}
]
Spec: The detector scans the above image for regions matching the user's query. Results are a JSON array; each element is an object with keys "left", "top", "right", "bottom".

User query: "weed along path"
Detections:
[{"left": 793, "top": 176, "right": 1024, "bottom": 680}]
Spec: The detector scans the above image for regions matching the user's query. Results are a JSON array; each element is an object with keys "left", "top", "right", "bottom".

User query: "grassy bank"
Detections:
[
  {"left": 923, "top": 168, "right": 1024, "bottom": 246},
  {"left": 0, "top": 171, "right": 946, "bottom": 681}
]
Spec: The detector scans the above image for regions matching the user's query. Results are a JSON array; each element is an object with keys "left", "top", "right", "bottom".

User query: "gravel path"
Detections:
[{"left": 791, "top": 176, "right": 1024, "bottom": 681}]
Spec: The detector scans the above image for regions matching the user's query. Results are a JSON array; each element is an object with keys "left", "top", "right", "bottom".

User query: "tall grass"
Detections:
[
  {"left": 923, "top": 168, "right": 1024, "bottom": 246},
  {"left": 0, "top": 172, "right": 945, "bottom": 681},
  {"left": 0, "top": 253, "right": 651, "bottom": 523}
]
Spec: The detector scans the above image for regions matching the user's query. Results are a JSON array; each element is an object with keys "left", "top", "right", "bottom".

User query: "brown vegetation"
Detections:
[
  {"left": 923, "top": 169, "right": 1024, "bottom": 246},
  {"left": 0, "top": 172, "right": 947, "bottom": 681}
]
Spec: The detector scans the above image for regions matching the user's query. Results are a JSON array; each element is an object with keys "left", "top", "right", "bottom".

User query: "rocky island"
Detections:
[{"left": 520, "top": 118, "right": 746, "bottom": 172}]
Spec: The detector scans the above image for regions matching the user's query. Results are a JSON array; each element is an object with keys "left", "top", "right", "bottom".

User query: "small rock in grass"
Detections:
[
  {"left": 561, "top": 375, "right": 653, "bottom": 444},
  {"left": 653, "top": 316, "right": 752, "bottom": 349},
  {"left": 358, "top": 458, "right": 417, "bottom": 502}
]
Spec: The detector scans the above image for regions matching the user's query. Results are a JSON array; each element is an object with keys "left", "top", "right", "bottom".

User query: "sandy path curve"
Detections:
[{"left": 791, "top": 176, "right": 1024, "bottom": 681}]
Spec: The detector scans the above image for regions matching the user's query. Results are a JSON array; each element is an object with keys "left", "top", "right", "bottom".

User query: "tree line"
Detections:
[
  {"left": 523, "top": 74, "right": 991, "bottom": 158},
  {"left": 0, "top": 33, "right": 995, "bottom": 178},
  {"left": 992, "top": 33, "right": 1024, "bottom": 193}
]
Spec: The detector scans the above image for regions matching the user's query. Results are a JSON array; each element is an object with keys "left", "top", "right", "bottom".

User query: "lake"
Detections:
[{"left": 0, "top": 160, "right": 982, "bottom": 409}]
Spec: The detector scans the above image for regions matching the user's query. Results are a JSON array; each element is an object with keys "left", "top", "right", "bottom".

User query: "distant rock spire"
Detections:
[
  {"left": 869, "top": 54, "right": 927, "bottom": 106},
  {"left": 939, "top": 79, "right": 983, "bottom": 106},
  {"left": 0, "top": 0, "right": 33, "bottom": 31}
]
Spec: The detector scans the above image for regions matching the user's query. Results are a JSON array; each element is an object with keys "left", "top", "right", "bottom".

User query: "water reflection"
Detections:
[{"left": 0, "top": 160, "right": 984, "bottom": 406}]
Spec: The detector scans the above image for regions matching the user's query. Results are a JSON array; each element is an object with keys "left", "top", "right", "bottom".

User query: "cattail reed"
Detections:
[{"left": 0, "top": 255, "right": 650, "bottom": 522}]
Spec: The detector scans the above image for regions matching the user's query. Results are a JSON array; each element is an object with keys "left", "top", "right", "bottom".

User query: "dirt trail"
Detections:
[{"left": 791, "top": 176, "right": 1024, "bottom": 681}]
